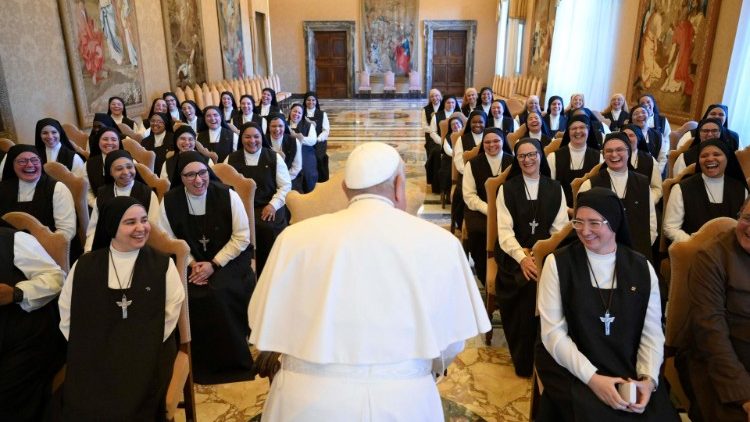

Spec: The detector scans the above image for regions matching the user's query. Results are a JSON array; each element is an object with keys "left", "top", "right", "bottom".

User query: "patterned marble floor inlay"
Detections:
[{"left": 175, "top": 99, "right": 531, "bottom": 422}]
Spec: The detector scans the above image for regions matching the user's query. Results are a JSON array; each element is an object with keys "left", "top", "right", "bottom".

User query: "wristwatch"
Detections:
[{"left": 12, "top": 287, "right": 23, "bottom": 304}]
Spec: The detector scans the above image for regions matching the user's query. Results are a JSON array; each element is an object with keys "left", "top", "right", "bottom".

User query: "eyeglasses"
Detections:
[
  {"left": 571, "top": 219, "right": 609, "bottom": 230},
  {"left": 517, "top": 152, "right": 538, "bottom": 161},
  {"left": 181, "top": 169, "right": 209, "bottom": 180},
  {"left": 738, "top": 214, "right": 750, "bottom": 224},
  {"left": 14, "top": 157, "right": 41, "bottom": 166},
  {"left": 700, "top": 129, "right": 720, "bottom": 134},
  {"left": 603, "top": 147, "right": 628, "bottom": 155}
]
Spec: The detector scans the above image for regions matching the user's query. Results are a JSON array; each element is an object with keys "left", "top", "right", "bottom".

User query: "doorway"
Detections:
[
  {"left": 254, "top": 12, "right": 269, "bottom": 76},
  {"left": 431, "top": 30, "right": 467, "bottom": 97},
  {"left": 423, "top": 20, "right": 477, "bottom": 97},
  {"left": 314, "top": 31, "right": 348, "bottom": 98},
  {"left": 303, "top": 21, "right": 355, "bottom": 98}
]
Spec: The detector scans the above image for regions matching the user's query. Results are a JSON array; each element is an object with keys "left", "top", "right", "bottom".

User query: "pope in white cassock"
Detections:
[{"left": 248, "top": 142, "right": 491, "bottom": 421}]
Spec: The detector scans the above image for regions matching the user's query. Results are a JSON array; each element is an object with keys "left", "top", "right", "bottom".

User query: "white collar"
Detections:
[{"left": 348, "top": 193, "right": 394, "bottom": 208}]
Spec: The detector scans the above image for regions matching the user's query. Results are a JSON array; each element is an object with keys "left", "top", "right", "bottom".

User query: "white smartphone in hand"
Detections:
[{"left": 617, "top": 381, "right": 637, "bottom": 404}]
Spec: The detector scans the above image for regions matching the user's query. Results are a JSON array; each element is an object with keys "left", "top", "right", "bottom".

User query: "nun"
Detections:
[
  {"left": 198, "top": 105, "right": 238, "bottom": 164},
  {"left": 140, "top": 111, "right": 174, "bottom": 174},
  {"left": 59, "top": 196, "right": 184, "bottom": 420},
  {"left": 158, "top": 151, "right": 255, "bottom": 384},
  {"left": 486, "top": 99, "right": 519, "bottom": 138},
  {"left": 266, "top": 112, "right": 302, "bottom": 190},
  {"left": 547, "top": 114, "right": 603, "bottom": 208},
  {"left": 664, "top": 138, "right": 749, "bottom": 244},
  {"left": 0, "top": 221, "right": 65, "bottom": 421},
  {"left": 621, "top": 124, "right": 662, "bottom": 203},
  {"left": 160, "top": 125, "right": 215, "bottom": 184},
  {"left": 84, "top": 125, "right": 124, "bottom": 208},
  {"left": 225, "top": 122, "right": 291, "bottom": 276},
  {"left": 542, "top": 95, "right": 567, "bottom": 137},
  {"left": 287, "top": 102, "right": 318, "bottom": 193},
  {"left": 34, "top": 117, "right": 85, "bottom": 177},
  {"left": 303, "top": 91, "right": 331, "bottom": 182},
  {"left": 84, "top": 150, "right": 160, "bottom": 252},
  {"left": 462, "top": 128, "right": 514, "bottom": 285},
  {"left": 579, "top": 133, "right": 656, "bottom": 263},
  {"left": 181, "top": 100, "right": 207, "bottom": 133},
  {"left": 495, "top": 138, "right": 568, "bottom": 377},
  {"left": 536, "top": 187, "right": 678, "bottom": 421},
  {"left": 676, "top": 104, "right": 740, "bottom": 151},
  {"left": 0, "top": 145, "right": 77, "bottom": 247},
  {"left": 107, "top": 96, "right": 136, "bottom": 130},
  {"left": 672, "top": 118, "right": 726, "bottom": 176}
]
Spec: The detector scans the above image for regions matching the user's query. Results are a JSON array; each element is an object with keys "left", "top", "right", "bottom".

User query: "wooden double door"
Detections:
[
  {"left": 314, "top": 31, "right": 348, "bottom": 98},
  {"left": 431, "top": 30, "right": 467, "bottom": 97}
]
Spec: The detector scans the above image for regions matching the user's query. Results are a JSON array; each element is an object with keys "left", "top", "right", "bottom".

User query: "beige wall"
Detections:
[
  {"left": 0, "top": 0, "right": 77, "bottom": 143},
  {"left": 269, "top": 0, "right": 361, "bottom": 94},
  {"left": 268, "top": 0, "right": 499, "bottom": 94}
]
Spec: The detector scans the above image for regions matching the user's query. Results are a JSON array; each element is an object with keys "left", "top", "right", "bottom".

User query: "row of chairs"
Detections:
[
  {"left": 173, "top": 74, "right": 291, "bottom": 113},
  {"left": 357, "top": 70, "right": 422, "bottom": 95},
  {"left": 492, "top": 74, "right": 543, "bottom": 104},
  {"left": 0, "top": 137, "right": 270, "bottom": 421},
  {"left": 468, "top": 141, "right": 750, "bottom": 418}
]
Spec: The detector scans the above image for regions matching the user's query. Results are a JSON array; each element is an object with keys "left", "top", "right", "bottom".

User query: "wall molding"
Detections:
[
  {"left": 423, "top": 20, "right": 477, "bottom": 93},
  {"left": 303, "top": 21, "right": 356, "bottom": 98}
]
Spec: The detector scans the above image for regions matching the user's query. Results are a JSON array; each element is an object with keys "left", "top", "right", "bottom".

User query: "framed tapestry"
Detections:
[
  {"left": 361, "top": 0, "right": 418, "bottom": 76},
  {"left": 216, "top": 0, "right": 245, "bottom": 79},
  {"left": 161, "top": 0, "right": 208, "bottom": 89},
  {"left": 627, "top": 0, "right": 721, "bottom": 122},
  {"left": 0, "top": 55, "right": 15, "bottom": 140},
  {"left": 58, "top": 0, "right": 146, "bottom": 127},
  {"left": 527, "top": 0, "right": 558, "bottom": 83}
]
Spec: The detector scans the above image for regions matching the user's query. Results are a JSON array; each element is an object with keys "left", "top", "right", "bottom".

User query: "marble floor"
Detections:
[{"left": 176, "top": 99, "right": 531, "bottom": 422}]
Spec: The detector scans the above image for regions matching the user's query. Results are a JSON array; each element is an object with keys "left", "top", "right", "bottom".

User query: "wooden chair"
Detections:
[
  {"left": 571, "top": 162, "right": 603, "bottom": 206},
  {"left": 123, "top": 138, "right": 156, "bottom": 172},
  {"left": 483, "top": 167, "right": 511, "bottom": 345},
  {"left": 528, "top": 222, "right": 574, "bottom": 420},
  {"left": 2, "top": 212, "right": 69, "bottom": 272},
  {"left": 2, "top": 211, "right": 70, "bottom": 393},
  {"left": 507, "top": 124, "right": 527, "bottom": 150},
  {"left": 194, "top": 141, "right": 219, "bottom": 164},
  {"left": 61, "top": 123, "right": 90, "bottom": 160},
  {"left": 736, "top": 146, "right": 750, "bottom": 181},
  {"left": 146, "top": 227, "right": 197, "bottom": 422},
  {"left": 659, "top": 164, "right": 697, "bottom": 255},
  {"left": 544, "top": 137, "right": 562, "bottom": 156},
  {"left": 462, "top": 145, "right": 480, "bottom": 167},
  {"left": 286, "top": 171, "right": 348, "bottom": 224},
  {"left": 44, "top": 162, "right": 89, "bottom": 246},
  {"left": 117, "top": 123, "right": 143, "bottom": 143},
  {"left": 0, "top": 137, "right": 14, "bottom": 152},
  {"left": 664, "top": 216, "right": 737, "bottom": 414},
  {"left": 135, "top": 162, "right": 170, "bottom": 202},
  {"left": 669, "top": 121, "right": 697, "bottom": 151},
  {"left": 212, "top": 164, "right": 257, "bottom": 261},
  {"left": 450, "top": 132, "right": 463, "bottom": 187},
  {"left": 667, "top": 142, "right": 692, "bottom": 179},
  {"left": 505, "top": 98, "right": 525, "bottom": 119}
]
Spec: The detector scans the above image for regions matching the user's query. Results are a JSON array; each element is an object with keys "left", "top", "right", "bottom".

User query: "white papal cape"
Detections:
[{"left": 249, "top": 195, "right": 491, "bottom": 421}]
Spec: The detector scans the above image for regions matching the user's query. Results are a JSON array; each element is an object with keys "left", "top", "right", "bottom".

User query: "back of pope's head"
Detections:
[{"left": 344, "top": 142, "right": 406, "bottom": 210}]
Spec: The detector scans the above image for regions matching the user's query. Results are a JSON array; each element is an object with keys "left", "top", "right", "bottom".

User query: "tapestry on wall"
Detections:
[
  {"left": 0, "top": 55, "right": 15, "bottom": 140},
  {"left": 361, "top": 0, "right": 418, "bottom": 76},
  {"left": 216, "top": 0, "right": 245, "bottom": 79},
  {"left": 161, "top": 0, "right": 208, "bottom": 89},
  {"left": 527, "top": 0, "right": 558, "bottom": 84},
  {"left": 627, "top": 0, "right": 721, "bottom": 122},
  {"left": 58, "top": 0, "right": 146, "bottom": 127}
]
